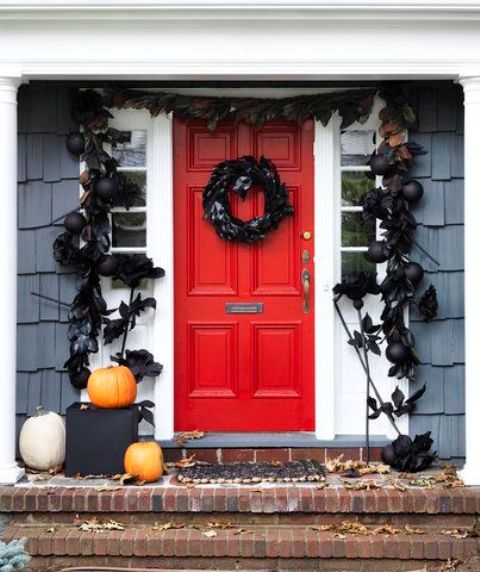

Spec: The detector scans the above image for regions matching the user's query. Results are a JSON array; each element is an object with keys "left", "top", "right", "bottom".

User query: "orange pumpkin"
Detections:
[
  {"left": 87, "top": 365, "right": 137, "bottom": 409},
  {"left": 124, "top": 441, "right": 164, "bottom": 482}
]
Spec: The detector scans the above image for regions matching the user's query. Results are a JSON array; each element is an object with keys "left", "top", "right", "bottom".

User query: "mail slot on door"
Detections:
[{"left": 225, "top": 303, "right": 264, "bottom": 314}]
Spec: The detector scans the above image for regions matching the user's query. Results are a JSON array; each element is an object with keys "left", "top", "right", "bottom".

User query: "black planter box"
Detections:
[{"left": 65, "top": 402, "right": 139, "bottom": 476}]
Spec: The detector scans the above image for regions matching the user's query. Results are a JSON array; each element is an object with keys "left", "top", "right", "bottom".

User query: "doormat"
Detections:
[{"left": 176, "top": 459, "right": 325, "bottom": 484}]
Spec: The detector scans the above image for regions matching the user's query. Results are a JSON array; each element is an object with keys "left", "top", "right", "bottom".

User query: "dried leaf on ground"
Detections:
[
  {"left": 205, "top": 522, "right": 235, "bottom": 530},
  {"left": 45, "top": 527, "right": 56, "bottom": 533},
  {"left": 405, "top": 525, "right": 426, "bottom": 535},
  {"left": 202, "top": 530, "right": 218, "bottom": 538},
  {"left": 48, "top": 465, "right": 63, "bottom": 475},
  {"left": 175, "top": 430, "right": 205, "bottom": 446},
  {"left": 316, "top": 482, "right": 329, "bottom": 490},
  {"left": 391, "top": 479, "right": 408, "bottom": 492},
  {"left": 342, "top": 479, "right": 381, "bottom": 491},
  {"left": 373, "top": 524, "right": 400, "bottom": 535},
  {"left": 78, "top": 518, "right": 125, "bottom": 532},
  {"left": 408, "top": 476, "right": 435, "bottom": 488},
  {"left": 152, "top": 522, "right": 186, "bottom": 531},
  {"left": 440, "top": 529, "right": 471, "bottom": 540},
  {"left": 93, "top": 486, "right": 121, "bottom": 492},
  {"left": 325, "top": 454, "right": 389, "bottom": 475},
  {"left": 175, "top": 454, "right": 197, "bottom": 469},
  {"left": 358, "top": 464, "right": 390, "bottom": 475},
  {"left": 435, "top": 464, "right": 465, "bottom": 488},
  {"left": 440, "top": 558, "right": 463, "bottom": 571},
  {"left": 79, "top": 404, "right": 90, "bottom": 410}
]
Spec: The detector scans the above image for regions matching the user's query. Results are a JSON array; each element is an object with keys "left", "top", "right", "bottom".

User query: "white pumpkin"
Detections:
[{"left": 19, "top": 407, "right": 66, "bottom": 471}]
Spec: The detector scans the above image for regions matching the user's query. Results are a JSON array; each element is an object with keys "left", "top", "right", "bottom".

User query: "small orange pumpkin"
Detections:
[
  {"left": 87, "top": 365, "right": 137, "bottom": 409},
  {"left": 124, "top": 441, "right": 164, "bottom": 482}
]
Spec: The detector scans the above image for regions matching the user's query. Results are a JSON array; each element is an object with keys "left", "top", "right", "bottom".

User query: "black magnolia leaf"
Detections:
[
  {"left": 53, "top": 233, "right": 79, "bottom": 267},
  {"left": 112, "top": 349, "right": 163, "bottom": 382},
  {"left": 418, "top": 285, "right": 438, "bottom": 322},
  {"left": 367, "top": 337, "right": 381, "bottom": 356},
  {"left": 407, "top": 383, "right": 427, "bottom": 405},
  {"left": 115, "top": 253, "right": 165, "bottom": 288},
  {"left": 103, "top": 317, "right": 129, "bottom": 344},
  {"left": 333, "top": 271, "right": 380, "bottom": 306},
  {"left": 391, "top": 386, "right": 405, "bottom": 410},
  {"left": 382, "top": 431, "right": 435, "bottom": 472},
  {"left": 136, "top": 399, "right": 156, "bottom": 427}
]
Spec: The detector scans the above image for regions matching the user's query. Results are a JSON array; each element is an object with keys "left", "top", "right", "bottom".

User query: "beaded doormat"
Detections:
[{"left": 176, "top": 459, "right": 325, "bottom": 484}]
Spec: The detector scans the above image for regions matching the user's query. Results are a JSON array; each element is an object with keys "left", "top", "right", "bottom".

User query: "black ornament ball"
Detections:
[
  {"left": 404, "top": 261, "right": 424, "bottom": 284},
  {"left": 63, "top": 212, "right": 87, "bottom": 234},
  {"left": 95, "top": 177, "right": 116, "bottom": 201},
  {"left": 401, "top": 180, "right": 424, "bottom": 202},
  {"left": 367, "top": 240, "right": 389, "bottom": 263},
  {"left": 65, "top": 132, "right": 85, "bottom": 155},
  {"left": 369, "top": 153, "right": 391, "bottom": 176},
  {"left": 97, "top": 255, "right": 119, "bottom": 277},
  {"left": 385, "top": 342, "right": 407, "bottom": 364},
  {"left": 69, "top": 367, "right": 91, "bottom": 390},
  {"left": 381, "top": 444, "right": 396, "bottom": 465}
]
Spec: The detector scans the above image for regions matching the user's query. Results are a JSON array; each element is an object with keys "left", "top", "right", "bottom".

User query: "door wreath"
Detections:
[{"left": 202, "top": 155, "right": 293, "bottom": 243}]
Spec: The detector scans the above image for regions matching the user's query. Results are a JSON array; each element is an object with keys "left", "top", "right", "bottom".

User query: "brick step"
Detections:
[
  {"left": 9, "top": 511, "right": 477, "bottom": 530},
  {"left": 2, "top": 485, "right": 479, "bottom": 515},
  {"left": 2, "top": 523, "right": 479, "bottom": 565}
]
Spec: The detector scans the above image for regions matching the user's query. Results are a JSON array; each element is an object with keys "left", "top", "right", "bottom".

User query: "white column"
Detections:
[
  {"left": 459, "top": 76, "right": 480, "bottom": 485},
  {"left": 0, "top": 77, "right": 24, "bottom": 485}
]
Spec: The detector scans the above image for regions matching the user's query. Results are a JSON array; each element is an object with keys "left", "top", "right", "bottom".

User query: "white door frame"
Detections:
[{"left": 105, "top": 102, "right": 396, "bottom": 441}]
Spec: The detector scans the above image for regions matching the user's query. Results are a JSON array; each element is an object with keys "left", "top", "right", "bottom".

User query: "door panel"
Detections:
[{"left": 174, "top": 118, "right": 315, "bottom": 431}]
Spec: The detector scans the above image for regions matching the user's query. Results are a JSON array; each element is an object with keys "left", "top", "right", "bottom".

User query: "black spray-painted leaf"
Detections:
[
  {"left": 103, "top": 317, "right": 129, "bottom": 344},
  {"left": 367, "top": 337, "right": 381, "bottom": 356},
  {"left": 406, "top": 383, "right": 427, "bottom": 405},
  {"left": 391, "top": 386, "right": 405, "bottom": 410},
  {"left": 136, "top": 399, "right": 155, "bottom": 427},
  {"left": 111, "top": 349, "right": 163, "bottom": 382}
]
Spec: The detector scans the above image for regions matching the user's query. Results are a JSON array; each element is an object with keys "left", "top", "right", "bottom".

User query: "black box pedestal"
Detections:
[{"left": 65, "top": 403, "right": 139, "bottom": 476}]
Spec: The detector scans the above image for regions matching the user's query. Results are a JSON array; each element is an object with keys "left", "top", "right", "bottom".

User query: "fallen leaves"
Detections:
[
  {"left": 325, "top": 454, "right": 389, "bottom": 476},
  {"left": 152, "top": 522, "right": 185, "bottom": 531},
  {"left": 151, "top": 520, "right": 248, "bottom": 536},
  {"left": 405, "top": 524, "right": 426, "bottom": 535},
  {"left": 174, "top": 430, "right": 205, "bottom": 447},
  {"left": 311, "top": 521, "right": 401, "bottom": 538},
  {"left": 175, "top": 454, "right": 197, "bottom": 469},
  {"left": 77, "top": 518, "right": 125, "bottom": 532},
  {"left": 111, "top": 472, "right": 146, "bottom": 486},
  {"left": 342, "top": 479, "right": 381, "bottom": 491}
]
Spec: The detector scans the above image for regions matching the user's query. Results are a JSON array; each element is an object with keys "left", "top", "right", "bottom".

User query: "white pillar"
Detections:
[
  {"left": 459, "top": 76, "right": 480, "bottom": 485},
  {"left": 0, "top": 77, "right": 24, "bottom": 485}
]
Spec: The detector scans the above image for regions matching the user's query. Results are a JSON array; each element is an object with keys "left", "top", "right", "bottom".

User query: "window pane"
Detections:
[
  {"left": 341, "top": 171, "right": 372, "bottom": 206},
  {"left": 341, "top": 212, "right": 375, "bottom": 247},
  {"left": 341, "top": 252, "right": 375, "bottom": 276},
  {"left": 341, "top": 130, "right": 375, "bottom": 166},
  {"left": 121, "top": 171, "right": 146, "bottom": 207},
  {"left": 112, "top": 130, "right": 147, "bottom": 167},
  {"left": 112, "top": 212, "right": 146, "bottom": 248}
]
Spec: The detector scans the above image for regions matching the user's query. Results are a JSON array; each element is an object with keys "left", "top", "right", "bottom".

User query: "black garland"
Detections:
[
  {"left": 333, "top": 86, "right": 438, "bottom": 471},
  {"left": 202, "top": 155, "right": 293, "bottom": 243},
  {"left": 104, "top": 87, "right": 377, "bottom": 131},
  {"left": 53, "top": 90, "right": 165, "bottom": 403},
  {"left": 49, "top": 86, "right": 437, "bottom": 467}
]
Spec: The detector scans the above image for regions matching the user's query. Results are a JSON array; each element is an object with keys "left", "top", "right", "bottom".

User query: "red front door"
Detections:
[{"left": 173, "top": 118, "right": 315, "bottom": 431}]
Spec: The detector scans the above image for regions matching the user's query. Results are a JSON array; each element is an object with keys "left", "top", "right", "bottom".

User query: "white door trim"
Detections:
[
  {"left": 314, "top": 114, "right": 341, "bottom": 440},
  {"left": 151, "top": 114, "right": 175, "bottom": 440}
]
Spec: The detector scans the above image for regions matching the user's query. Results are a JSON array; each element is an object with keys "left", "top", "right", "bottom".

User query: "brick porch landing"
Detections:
[{"left": 1, "top": 468, "right": 480, "bottom": 571}]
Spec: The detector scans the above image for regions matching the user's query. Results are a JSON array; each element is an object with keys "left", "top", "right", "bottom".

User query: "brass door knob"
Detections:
[{"left": 302, "top": 230, "right": 312, "bottom": 240}]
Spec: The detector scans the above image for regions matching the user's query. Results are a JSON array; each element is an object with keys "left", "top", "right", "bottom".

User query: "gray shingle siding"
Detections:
[
  {"left": 409, "top": 83, "right": 465, "bottom": 460},
  {"left": 15, "top": 82, "right": 465, "bottom": 460},
  {"left": 16, "top": 84, "right": 79, "bottom": 452}
]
